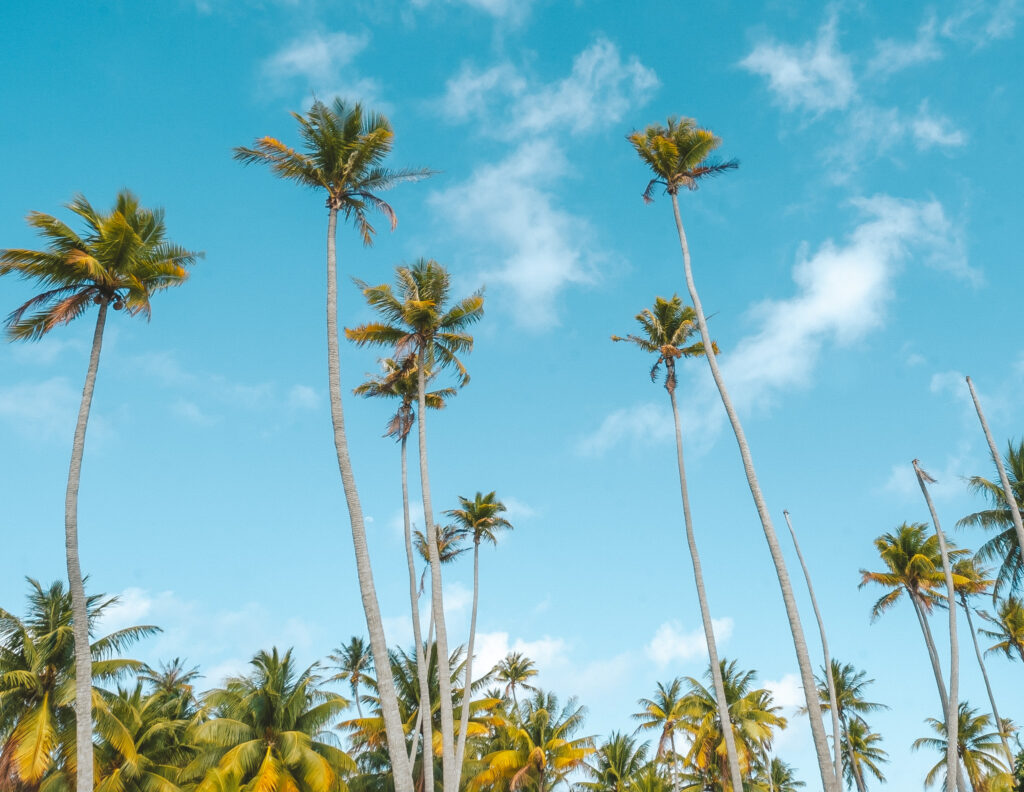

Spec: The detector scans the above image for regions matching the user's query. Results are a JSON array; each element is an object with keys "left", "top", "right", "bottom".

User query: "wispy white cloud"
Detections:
[
  {"left": 869, "top": 14, "right": 943, "bottom": 76},
  {"left": 0, "top": 377, "right": 85, "bottom": 439},
  {"left": 473, "top": 631, "right": 569, "bottom": 682},
  {"left": 411, "top": 0, "right": 536, "bottom": 25},
  {"left": 262, "top": 31, "right": 380, "bottom": 105},
  {"left": 942, "top": 0, "right": 1023, "bottom": 44},
  {"left": 645, "top": 618, "right": 733, "bottom": 667},
  {"left": 172, "top": 399, "right": 216, "bottom": 426},
  {"left": 576, "top": 402, "right": 674, "bottom": 457},
  {"left": 287, "top": 384, "right": 320, "bottom": 410},
  {"left": 764, "top": 672, "right": 805, "bottom": 709},
  {"left": 910, "top": 101, "right": 968, "bottom": 150}
]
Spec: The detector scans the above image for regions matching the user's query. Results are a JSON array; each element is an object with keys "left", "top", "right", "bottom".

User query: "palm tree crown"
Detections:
[
  {"left": 627, "top": 117, "right": 738, "bottom": 203},
  {"left": 355, "top": 358, "right": 455, "bottom": 441},
  {"left": 444, "top": 493, "right": 513, "bottom": 547}
]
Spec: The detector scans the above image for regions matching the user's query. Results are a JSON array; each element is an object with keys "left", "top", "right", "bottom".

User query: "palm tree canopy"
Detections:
[
  {"left": 1, "top": 190, "right": 200, "bottom": 340},
  {"left": 814, "top": 660, "right": 887, "bottom": 724},
  {"left": 494, "top": 654, "right": 538, "bottom": 702},
  {"left": 329, "top": 637, "right": 375, "bottom": 696},
  {"left": 578, "top": 732, "right": 648, "bottom": 792},
  {"left": 627, "top": 117, "right": 738, "bottom": 202},
  {"left": 233, "top": 99, "right": 432, "bottom": 245},
  {"left": 841, "top": 719, "right": 888, "bottom": 786},
  {"left": 444, "top": 492, "right": 513, "bottom": 547},
  {"left": 979, "top": 596, "right": 1024, "bottom": 662},
  {"left": 912, "top": 702, "right": 1011, "bottom": 789},
  {"left": 354, "top": 358, "right": 455, "bottom": 440}
]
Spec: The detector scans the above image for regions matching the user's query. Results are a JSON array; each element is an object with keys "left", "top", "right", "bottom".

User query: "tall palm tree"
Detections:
[
  {"left": 579, "top": 733, "right": 648, "bottom": 792},
  {"left": 913, "top": 703, "right": 1012, "bottom": 792},
  {"left": 952, "top": 559, "right": 1014, "bottom": 765},
  {"left": 965, "top": 377, "right": 1024, "bottom": 583},
  {"left": 611, "top": 295, "right": 742, "bottom": 791},
  {"left": 330, "top": 637, "right": 376, "bottom": 719},
  {"left": 979, "top": 597, "right": 1024, "bottom": 662},
  {"left": 1, "top": 192, "right": 198, "bottom": 792},
  {"left": 186, "top": 648, "right": 354, "bottom": 792},
  {"left": 348, "top": 259, "right": 485, "bottom": 792},
  {"left": 840, "top": 720, "right": 887, "bottom": 791},
  {"left": 914, "top": 461, "right": 962, "bottom": 792},
  {"left": 234, "top": 99, "right": 430, "bottom": 792},
  {"left": 783, "top": 510, "right": 842, "bottom": 784},
  {"left": 444, "top": 492, "right": 513, "bottom": 776},
  {"left": 137, "top": 659, "right": 200, "bottom": 722},
  {"left": 959, "top": 440, "right": 1024, "bottom": 598},
  {"left": 628, "top": 117, "right": 836, "bottom": 792},
  {"left": 0, "top": 579, "right": 158, "bottom": 792},
  {"left": 633, "top": 679, "right": 688, "bottom": 791},
  {"left": 494, "top": 654, "right": 538, "bottom": 710}
]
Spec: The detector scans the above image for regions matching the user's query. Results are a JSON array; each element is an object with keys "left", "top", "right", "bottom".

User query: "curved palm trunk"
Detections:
[
  {"left": 666, "top": 386, "right": 743, "bottom": 792},
  {"left": 840, "top": 712, "right": 867, "bottom": 792},
  {"left": 668, "top": 194, "right": 838, "bottom": 792},
  {"left": 668, "top": 731, "right": 680, "bottom": 792},
  {"left": 913, "top": 461, "right": 959, "bottom": 792},
  {"left": 326, "top": 208, "right": 414, "bottom": 792},
  {"left": 959, "top": 595, "right": 1013, "bottom": 765},
  {"left": 67, "top": 299, "right": 108, "bottom": 792},
  {"left": 453, "top": 538, "right": 480, "bottom": 777},
  {"left": 416, "top": 352, "right": 457, "bottom": 792},
  {"left": 783, "top": 510, "right": 843, "bottom": 785},
  {"left": 403, "top": 433, "right": 435, "bottom": 781},
  {"left": 965, "top": 377, "right": 1024, "bottom": 571}
]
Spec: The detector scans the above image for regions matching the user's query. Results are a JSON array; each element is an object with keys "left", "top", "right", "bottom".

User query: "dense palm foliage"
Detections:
[{"left": 913, "top": 703, "right": 1012, "bottom": 791}]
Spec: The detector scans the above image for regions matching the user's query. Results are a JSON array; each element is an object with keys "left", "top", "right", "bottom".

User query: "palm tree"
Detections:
[
  {"left": 628, "top": 117, "right": 836, "bottom": 792},
  {"left": 633, "top": 679, "right": 688, "bottom": 791},
  {"left": 444, "top": 492, "right": 513, "bottom": 776},
  {"left": 234, "top": 100, "right": 429, "bottom": 792},
  {"left": 959, "top": 440, "right": 1024, "bottom": 598},
  {"left": 137, "top": 659, "right": 201, "bottom": 722},
  {"left": 347, "top": 259, "right": 485, "bottom": 792},
  {"left": 980, "top": 597, "right": 1024, "bottom": 662},
  {"left": 494, "top": 654, "right": 538, "bottom": 710},
  {"left": 0, "top": 579, "right": 158, "bottom": 792},
  {"left": 840, "top": 720, "right": 887, "bottom": 791},
  {"left": 627, "top": 763, "right": 669, "bottom": 792},
  {"left": 1, "top": 192, "right": 198, "bottom": 792},
  {"left": 330, "top": 637, "right": 376, "bottom": 719},
  {"left": 750, "top": 758, "right": 805, "bottom": 792},
  {"left": 579, "top": 733, "right": 648, "bottom": 792},
  {"left": 186, "top": 648, "right": 354, "bottom": 792},
  {"left": 913, "top": 703, "right": 1012, "bottom": 792},
  {"left": 965, "top": 377, "right": 1024, "bottom": 585},
  {"left": 611, "top": 295, "right": 742, "bottom": 791}
]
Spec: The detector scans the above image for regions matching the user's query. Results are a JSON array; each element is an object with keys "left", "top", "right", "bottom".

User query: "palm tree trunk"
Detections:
[
  {"left": 669, "top": 731, "right": 680, "bottom": 792},
  {"left": 403, "top": 433, "right": 435, "bottom": 781},
  {"left": 66, "top": 299, "right": 108, "bottom": 792},
  {"left": 959, "top": 595, "right": 1013, "bottom": 765},
  {"left": 325, "top": 207, "right": 414, "bottom": 792},
  {"left": 668, "top": 193, "right": 838, "bottom": 792},
  {"left": 667, "top": 386, "right": 744, "bottom": 792},
  {"left": 416, "top": 350, "right": 457, "bottom": 792},
  {"left": 453, "top": 538, "right": 480, "bottom": 778},
  {"left": 840, "top": 712, "right": 867, "bottom": 792},
  {"left": 965, "top": 376, "right": 1024, "bottom": 574},
  {"left": 913, "top": 460, "right": 959, "bottom": 792},
  {"left": 783, "top": 510, "right": 844, "bottom": 785}
]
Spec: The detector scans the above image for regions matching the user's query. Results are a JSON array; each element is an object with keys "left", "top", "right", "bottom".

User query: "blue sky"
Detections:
[{"left": 2, "top": 0, "right": 1023, "bottom": 786}]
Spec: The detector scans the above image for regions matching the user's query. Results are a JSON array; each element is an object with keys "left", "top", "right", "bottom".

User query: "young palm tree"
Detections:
[
  {"left": 979, "top": 596, "right": 1024, "bottom": 662},
  {"left": 628, "top": 117, "right": 836, "bottom": 792},
  {"left": 959, "top": 440, "right": 1024, "bottom": 598},
  {"left": 783, "top": 510, "right": 843, "bottom": 784},
  {"left": 580, "top": 733, "right": 649, "bottom": 792},
  {"left": 914, "top": 461, "right": 962, "bottom": 792},
  {"left": 611, "top": 295, "right": 742, "bottom": 791},
  {"left": 633, "top": 679, "right": 689, "bottom": 792},
  {"left": 913, "top": 703, "right": 1012, "bottom": 792},
  {"left": 840, "top": 720, "right": 887, "bottom": 791},
  {"left": 234, "top": 99, "right": 430, "bottom": 792},
  {"left": 965, "top": 377, "right": 1024, "bottom": 580},
  {"left": 330, "top": 637, "right": 375, "bottom": 719},
  {"left": 443, "top": 492, "right": 513, "bottom": 776},
  {"left": 750, "top": 758, "right": 805, "bottom": 792},
  {"left": 495, "top": 653, "right": 538, "bottom": 709},
  {"left": 1, "top": 192, "right": 198, "bottom": 792},
  {"left": 348, "top": 259, "right": 485, "bottom": 792}
]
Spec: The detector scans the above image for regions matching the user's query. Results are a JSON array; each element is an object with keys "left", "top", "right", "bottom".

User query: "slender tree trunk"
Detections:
[
  {"left": 67, "top": 299, "right": 108, "bottom": 792},
  {"left": 403, "top": 434, "right": 435, "bottom": 781},
  {"left": 354, "top": 681, "right": 364, "bottom": 719},
  {"left": 667, "top": 385, "right": 743, "bottom": 792},
  {"left": 783, "top": 510, "right": 844, "bottom": 785},
  {"left": 960, "top": 595, "right": 1013, "bottom": 765},
  {"left": 453, "top": 538, "right": 480, "bottom": 778},
  {"left": 669, "top": 731, "right": 680, "bottom": 792},
  {"left": 416, "top": 350, "right": 457, "bottom": 792},
  {"left": 410, "top": 611, "right": 435, "bottom": 763},
  {"left": 966, "top": 376, "right": 1024, "bottom": 573},
  {"left": 325, "top": 207, "right": 414, "bottom": 792},
  {"left": 913, "top": 460, "right": 959, "bottom": 792},
  {"left": 668, "top": 193, "right": 838, "bottom": 792},
  {"left": 840, "top": 712, "right": 867, "bottom": 792}
]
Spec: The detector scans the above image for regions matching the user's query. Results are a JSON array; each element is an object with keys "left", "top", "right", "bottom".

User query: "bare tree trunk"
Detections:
[
  {"left": 911, "top": 593, "right": 949, "bottom": 711},
  {"left": 403, "top": 433, "right": 435, "bottom": 781},
  {"left": 667, "top": 386, "right": 743, "bottom": 792},
  {"left": 783, "top": 510, "right": 844, "bottom": 785},
  {"left": 453, "top": 538, "right": 480, "bottom": 779},
  {"left": 960, "top": 595, "right": 1013, "bottom": 765},
  {"left": 67, "top": 299, "right": 108, "bottom": 792},
  {"left": 326, "top": 208, "right": 414, "bottom": 792},
  {"left": 913, "top": 460, "right": 960, "bottom": 792},
  {"left": 668, "top": 193, "right": 838, "bottom": 792},
  {"left": 416, "top": 351, "right": 457, "bottom": 792},
  {"left": 410, "top": 613, "right": 435, "bottom": 763},
  {"left": 966, "top": 376, "right": 1024, "bottom": 577}
]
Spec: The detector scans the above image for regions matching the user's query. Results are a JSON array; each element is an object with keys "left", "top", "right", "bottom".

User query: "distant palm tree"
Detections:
[
  {"left": 628, "top": 117, "right": 835, "bottom": 792},
  {"left": 980, "top": 596, "right": 1024, "bottom": 663},
  {"left": 913, "top": 703, "right": 1012, "bottom": 792},
  {"left": 494, "top": 653, "right": 538, "bottom": 709},
  {"left": 1, "top": 192, "right": 198, "bottom": 792},
  {"left": 444, "top": 492, "right": 513, "bottom": 775},
  {"left": 580, "top": 733, "right": 649, "bottom": 792},
  {"left": 840, "top": 720, "right": 887, "bottom": 790},
  {"left": 751, "top": 758, "right": 805, "bottom": 792},
  {"left": 235, "top": 100, "right": 430, "bottom": 792},
  {"left": 330, "top": 637, "right": 375, "bottom": 719},
  {"left": 633, "top": 679, "right": 688, "bottom": 792}
]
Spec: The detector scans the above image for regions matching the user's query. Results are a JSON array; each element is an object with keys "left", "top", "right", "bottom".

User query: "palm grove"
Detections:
[{"left": 1, "top": 100, "right": 1023, "bottom": 792}]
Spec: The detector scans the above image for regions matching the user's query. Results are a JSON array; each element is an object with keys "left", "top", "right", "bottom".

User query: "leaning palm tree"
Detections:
[
  {"left": 914, "top": 461, "right": 962, "bottom": 792},
  {"left": 1, "top": 193, "right": 198, "bottom": 792},
  {"left": 347, "top": 259, "right": 485, "bottom": 792},
  {"left": 330, "top": 637, "right": 375, "bottom": 719},
  {"left": 840, "top": 720, "right": 887, "bottom": 791},
  {"left": 913, "top": 703, "right": 1012, "bottom": 792},
  {"left": 628, "top": 117, "right": 836, "bottom": 792},
  {"left": 611, "top": 295, "right": 742, "bottom": 791},
  {"left": 234, "top": 99, "right": 430, "bottom": 792},
  {"left": 979, "top": 596, "right": 1024, "bottom": 663},
  {"left": 494, "top": 653, "right": 538, "bottom": 709},
  {"left": 443, "top": 491, "right": 513, "bottom": 776},
  {"left": 633, "top": 679, "right": 689, "bottom": 791}
]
